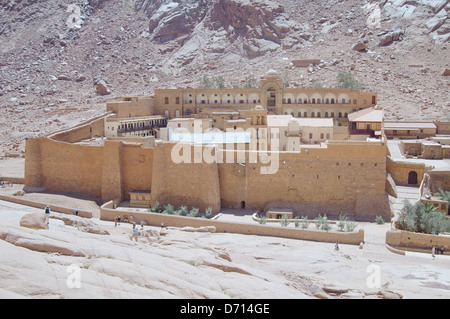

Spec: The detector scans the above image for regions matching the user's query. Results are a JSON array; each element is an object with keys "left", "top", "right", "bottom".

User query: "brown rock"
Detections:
[
  {"left": 443, "top": 69, "right": 450, "bottom": 76},
  {"left": 378, "top": 34, "right": 393, "bottom": 46},
  {"left": 96, "top": 80, "right": 111, "bottom": 95},
  {"left": 19, "top": 213, "right": 48, "bottom": 230},
  {"left": 352, "top": 42, "right": 368, "bottom": 52}
]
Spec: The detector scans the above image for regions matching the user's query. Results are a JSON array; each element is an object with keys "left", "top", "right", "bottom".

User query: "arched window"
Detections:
[
  {"left": 311, "top": 112, "right": 315, "bottom": 118},
  {"left": 325, "top": 98, "right": 329, "bottom": 104},
  {"left": 317, "top": 99, "right": 321, "bottom": 104},
  {"left": 175, "top": 97, "right": 180, "bottom": 104},
  {"left": 304, "top": 112, "right": 308, "bottom": 117},
  {"left": 317, "top": 112, "right": 321, "bottom": 118},
  {"left": 164, "top": 97, "right": 169, "bottom": 104},
  {"left": 288, "top": 98, "right": 292, "bottom": 104},
  {"left": 325, "top": 112, "right": 329, "bottom": 117},
  {"left": 331, "top": 98, "right": 335, "bottom": 104},
  {"left": 339, "top": 112, "right": 342, "bottom": 118},
  {"left": 331, "top": 112, "right": 335, "bottom": 118},
  {"left": 312, "top": 98, "right": 316, "bottom": 104}
]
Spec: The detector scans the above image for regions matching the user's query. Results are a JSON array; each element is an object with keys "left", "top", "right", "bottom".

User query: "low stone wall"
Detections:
[
  {"left": 100, "top": 201, "right": 364, "bottom": 245},
  {"left": 386, "top": 229, "right": 450, "bottom": 252},
  {"left": 0, "top": 194, "right": 92, "bottom": 218}
]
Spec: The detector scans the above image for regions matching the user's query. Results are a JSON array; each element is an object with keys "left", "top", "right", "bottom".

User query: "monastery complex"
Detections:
[{"left": 24, "top": 70, "right": 450, "bottom": 222}]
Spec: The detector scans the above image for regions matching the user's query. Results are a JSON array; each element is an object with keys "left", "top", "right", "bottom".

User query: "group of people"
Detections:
[
  {"left": 432, "top": 245, "right": 445, "bottom": 258},
  {"left": 114, "top": 216, "right": 144, "bottom": 242}
]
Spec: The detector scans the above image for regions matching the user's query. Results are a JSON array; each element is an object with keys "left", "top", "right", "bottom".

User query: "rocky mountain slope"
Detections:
[{"left": 0, "top": 0, "right": 449, "bottom": 156}]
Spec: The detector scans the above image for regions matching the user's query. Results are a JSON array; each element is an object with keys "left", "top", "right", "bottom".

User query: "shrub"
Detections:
[
  {"left": 314, "top": 215, "right": 323, "bottom": 229},
  {"left": 396, "top": 200, "right": 450, "bottom": 234},
  {"left": 321, "top": 218, "right": 332, "bottom": 232},
  {"left": 149, "top": 201, "right": 161, "bottom": 213},
  {"left": 336, "top": 72, "right": 364, "bottom": 90},
  {"left": 188, "top": 207, "right": 199, "bottom": 217},
  {"left": 280, "top": 214, "right": 290, "bottom": 227},
  {"left": 257, "top": 214, "right": 267, "bottom": 225},
  {"left": 375, "top": 215, "right": 385, "bottom": 224},
  {"left": 175, "top": 205, "right": 188, "bottom": 216},
  {"left": 294, "top": 216, "right": 300, "bottom": 228},
  {"left": 337, "top": 212, "right": 348, "bottom": 231},
  {"left": 345, "top": 220, "right": 357, "bottom": 232},
  {"left": 300, "top": 216, "right": 310, "bottom": 230},
  {"left": 204, "top": 206, "right": 213, "bottom": 219},
  {"left": 162, "top": 204, "right": 174, "bottom": 215}
]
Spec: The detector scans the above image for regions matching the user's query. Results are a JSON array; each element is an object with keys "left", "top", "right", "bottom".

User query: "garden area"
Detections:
[{"left": 395, "top": 189, "right": 450, "bottom": 235}]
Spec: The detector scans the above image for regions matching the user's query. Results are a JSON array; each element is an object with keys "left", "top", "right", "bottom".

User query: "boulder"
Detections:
[
  {"left": 352, "top": 42, "right": 368, "bottom": 52},
  {"left": 20, "top": 213, "right": 48, "bottom": 230},
  {"left": 443, "top": 69, "right": 450, "bottom": 76},
  {"left": 96, "top": 80, "right": 111, "bottom": 95},
  {"left": 378, "top": 33, "right": 393, "bottom": 46}
]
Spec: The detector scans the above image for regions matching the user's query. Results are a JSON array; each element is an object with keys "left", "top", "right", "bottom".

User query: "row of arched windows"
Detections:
[{"left": 284, "top": 111, "right": 349, "bottom": 118}]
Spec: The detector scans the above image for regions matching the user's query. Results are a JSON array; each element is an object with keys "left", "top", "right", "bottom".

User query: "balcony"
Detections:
[
  {"left": 117, "top": 123, "right": 166, "bottom": 134},
  {"left": 349, "top": 129, "right": 375, "bottom": 136}
]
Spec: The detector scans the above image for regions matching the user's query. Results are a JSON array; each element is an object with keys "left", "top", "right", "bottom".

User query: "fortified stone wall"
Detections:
[
  {"left": 150, "top": 141, "right": 221, "bottom": 213},
  {"left": 39, "top": 138, "right": 104, "bottom": 198},
  {"left": 49, "top": 113, "right": 108, "bottom": 143},
  {"left": 25, "top": 131, "right": 390, "bottom": 221},
  {"left": 218, "top": 141, "right": 389, "bottom": 220}
]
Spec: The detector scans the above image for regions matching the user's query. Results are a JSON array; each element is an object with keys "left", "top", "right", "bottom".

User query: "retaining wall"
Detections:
[{"left": 100, "top": 200, "right": 364, "bottom": 245}]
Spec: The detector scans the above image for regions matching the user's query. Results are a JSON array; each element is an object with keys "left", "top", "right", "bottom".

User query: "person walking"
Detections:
[
  {"left": 130, "top": 223, "right": 139, "bottom": 242},
  {"left": 334, "top": 241, "right": 339, "bottom": 251},
  {"left": 44, "top": 205, "right": 50, "bottom": 225}
]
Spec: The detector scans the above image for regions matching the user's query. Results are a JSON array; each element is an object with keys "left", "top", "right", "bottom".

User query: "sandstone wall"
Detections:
[
  {"left": 386, "top": 230, "right": 450, "bottom": 252},
  {"left": 151, "top": 141, "right": 221, "bottom": 213},
  {"left": 386, "top": 156, "right": 426, "bottom": 187},
  {"left": 218, "top": 141, "right": 389, "bottom": 220},
  {"left": 49, "top": 114, "right": 107, "bottom": 143},
  {"left": 39, "top": 138, "right": 104, "bottom": 198}
]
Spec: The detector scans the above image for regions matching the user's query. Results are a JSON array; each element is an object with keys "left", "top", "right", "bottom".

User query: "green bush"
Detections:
[
  {"left": 336, "top": 72, "right": 364, "bottom": 90},
  {"left": 321, "top": 218, "right": 332, "bottom": 232},
  {"left": 337, "top": 212, "right": 348, "bottom": 231},
  {"left": 300, "top": 216, "right": 310, "bottom": 230},
  {"left": 188, "top": 207, "right": 199, "bottom": 218},
  {"left": 162, "top": 204, "right": 174, "bottom": 215},
  {"left": 397, "top": 200, "right": 450, "bottom": 235},
  {"left": 149, "top": 201, "right": 161, "bottom": 213},
  {"left": 204, "top": 206, "right": 213, "bottom": 219},
  {"left": 345, "top": 220, "right": 357, "bottom": 232},
  {"left": 257, "top": 214, "right": 267, "bottom": 225},
  {"left": 280, "top": 214, "right": 290, "bottom": 227},
  {"left": 375, "top": 215, "right": 385, "bottom": 224}
]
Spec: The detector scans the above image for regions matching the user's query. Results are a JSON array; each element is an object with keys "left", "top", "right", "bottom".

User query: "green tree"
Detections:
[
  {"left": 336, "top": 72, "right": 364, "bottom": 90},
  {"left": 309, "top": 79, "right": 324, "bottom": 89}
]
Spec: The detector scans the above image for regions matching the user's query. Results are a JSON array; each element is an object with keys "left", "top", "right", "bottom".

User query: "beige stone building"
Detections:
[{"left": 23, "top": 70, "right": 402, "bottom": 222}]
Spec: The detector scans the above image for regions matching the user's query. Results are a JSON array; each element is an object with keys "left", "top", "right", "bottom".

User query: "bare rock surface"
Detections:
[{"left": 1, "top": 200, "right": 450, "bottom": 299}]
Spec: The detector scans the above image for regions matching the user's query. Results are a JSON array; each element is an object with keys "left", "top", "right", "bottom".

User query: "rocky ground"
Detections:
[
  {"left": 1, "top": 198, "right": 450, "bottom": 299},
  {"left": 0, "top": 0, "right": 449, "bottom": 157}
]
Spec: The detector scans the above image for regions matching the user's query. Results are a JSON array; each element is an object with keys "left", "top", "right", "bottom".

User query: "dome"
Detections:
[
  {"left": 264, "top": 69, "right": 281, "bottom": 80},
  {"left": 254, "top": 105, "right": 264, "bottom": 111}
]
